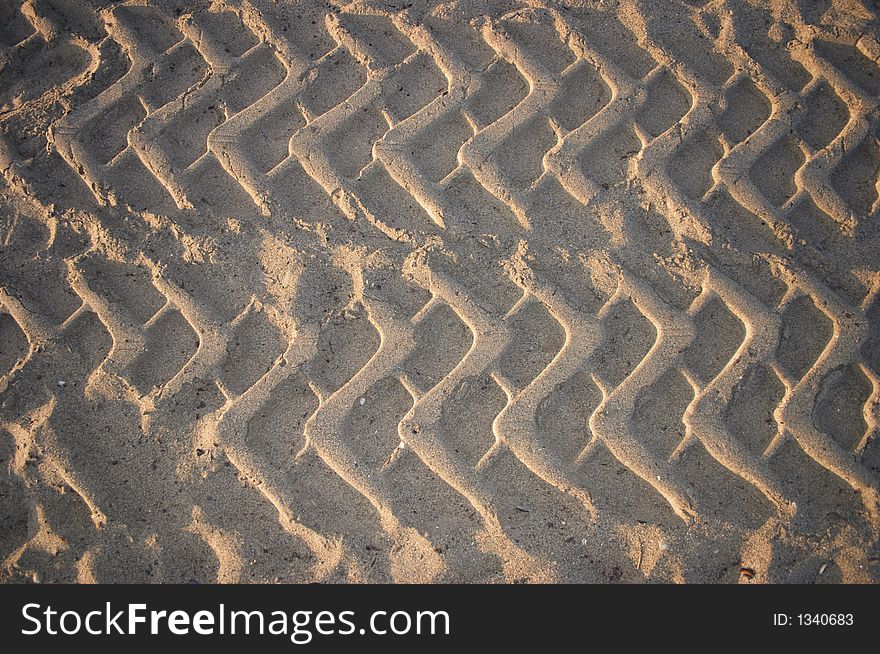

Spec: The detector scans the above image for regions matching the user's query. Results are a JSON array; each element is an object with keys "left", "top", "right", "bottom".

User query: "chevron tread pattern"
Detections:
[{"left": 1, "top": 0, "right": 879, "bottom": 583}]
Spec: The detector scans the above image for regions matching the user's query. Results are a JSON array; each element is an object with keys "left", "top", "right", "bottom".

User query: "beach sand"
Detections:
[{"left": 1, "top": 0, "right": 879, "bottom": 583}]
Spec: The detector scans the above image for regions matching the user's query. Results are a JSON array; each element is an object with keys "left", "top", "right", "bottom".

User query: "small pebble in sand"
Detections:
[
  {"left": 57, "top": 380, "right": 66, "bottom": 388},
  {"left": 819, "top": 563, "right": 828, "bottom": 575},
  {"left": 359, "top": 397, "right": 366, "bottom": 406}
]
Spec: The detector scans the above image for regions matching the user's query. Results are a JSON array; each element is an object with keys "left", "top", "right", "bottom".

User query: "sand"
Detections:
[{"left": 1, "top": 0, "right": 879, "bottom": 583}]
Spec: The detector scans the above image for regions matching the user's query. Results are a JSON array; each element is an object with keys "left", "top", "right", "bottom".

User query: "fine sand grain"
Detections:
[{"left": 1, "top": 0, "right": 880, "bottom": 583}]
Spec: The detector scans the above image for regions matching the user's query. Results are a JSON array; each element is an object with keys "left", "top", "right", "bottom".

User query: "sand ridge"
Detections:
[{"left": 1, "top": 0, "right": 879, "bottom": 583}]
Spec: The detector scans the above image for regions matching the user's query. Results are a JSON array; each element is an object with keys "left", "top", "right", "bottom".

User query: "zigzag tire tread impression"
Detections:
[{"left": 1, "top": 0, "right": 879, "bottom": 583}]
